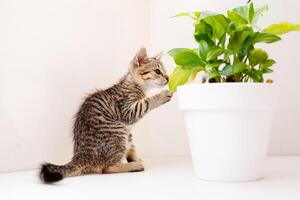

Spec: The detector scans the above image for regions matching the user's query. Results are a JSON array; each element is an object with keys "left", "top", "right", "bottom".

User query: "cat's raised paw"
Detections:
[{"left": 160, "top": 90, "right": 173, "bottom": 103}]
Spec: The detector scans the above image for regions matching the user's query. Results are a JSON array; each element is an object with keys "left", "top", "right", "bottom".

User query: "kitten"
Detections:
[{"left": 39, "top": 48, "right": 172, "bottom": 183}]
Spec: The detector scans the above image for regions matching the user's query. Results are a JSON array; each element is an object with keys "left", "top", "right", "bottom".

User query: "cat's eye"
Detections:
[
  {"left": 141, "top": 71, "right": 151, "bottom": 75},
  {"left": 154, "top": 69, "right": 161, "bottom": 75}
]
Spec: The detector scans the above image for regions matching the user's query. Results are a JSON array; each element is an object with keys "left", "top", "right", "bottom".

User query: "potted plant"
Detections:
[{"left": 168, "top": 2, "right": 300, "bottom": 182}]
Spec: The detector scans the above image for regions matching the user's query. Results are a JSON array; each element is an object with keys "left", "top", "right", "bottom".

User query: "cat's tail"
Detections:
[{"left": 39, "top": 157, "right": 82, "bottom": 183}]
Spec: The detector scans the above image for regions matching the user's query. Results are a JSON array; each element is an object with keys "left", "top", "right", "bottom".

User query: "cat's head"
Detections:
[{"left": 129, "top": 48, "right": 169, "bottom": 88}]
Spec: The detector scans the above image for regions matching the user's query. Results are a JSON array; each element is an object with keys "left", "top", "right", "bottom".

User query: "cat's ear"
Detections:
[
  {"left": 154, "top": 51, "right": 163, "bottom": 60},
  {"left": 134, "top": 47, "right": 148, "bottom": 66}
]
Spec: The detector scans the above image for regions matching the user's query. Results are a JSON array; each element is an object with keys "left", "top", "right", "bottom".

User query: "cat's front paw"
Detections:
[{"left": 160, "top": 90, "right": 173, "bottom": 104}]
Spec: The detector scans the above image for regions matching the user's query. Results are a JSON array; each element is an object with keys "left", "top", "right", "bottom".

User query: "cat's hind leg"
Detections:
[
  {"left": 126, "top": 134, "right": 140, "bottom": 162},
  {"left": 126, "top": 143, "right": 139, "bottom": 162},
  {"left": 103, "top": 159, "right": 144, "bottom": 174}
]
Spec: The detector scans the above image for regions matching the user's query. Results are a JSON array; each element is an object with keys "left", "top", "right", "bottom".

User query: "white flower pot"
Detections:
[{"left": 177, "top": 83, "right": 277, "bottom": 182}]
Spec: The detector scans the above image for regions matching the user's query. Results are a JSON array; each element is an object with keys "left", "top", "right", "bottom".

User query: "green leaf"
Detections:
[
  {"left": 202, "top": 14, "right": 229, "bottom": 40},
  {"left": 168, "top": 48, "right": 194, "bottom": 57},
  {"left": 263, "top": 21, "right": 300, "bottom": 35},
  {"left": 219, "top": 65, "right": 233, "bottom": 76},
  {"left": 228, "top": 27, "right": 254, "bottom": 53},
  {"left": 188, "top": 68, "right": 203, "bottom": 83},
  {"left": 232, "top": 2, "right": 254, "bottom": 23},
  {"left": 171, "top": 12, "right": 200, "bottom": 20},
  {"left": 247, "top": 69, "right": 263, "bottom": 82},
  {"left": 224, "top": 49, "right": 235, "bottom": 60},
  {"left": 233, "top": 62, "right": 247, "bottom": 74},
  {"left": 219, "top": 62, "right": 246, "bottom": 76},
  {"left": 194, "top": 21, "right": 214, "bottom": 45},
  {"left": 261, "top": 68, "right": 273, "bottom": 74},
  {"left": 227, "top": 10, "right": 248, "bottom": 28},
  {"left": 227, "top": 21, "right": 238, "bottom": 35},
  {"left": 198, "top": 40, "right": 210, "bottom": 61},
  {"left": 173, "top": 51, "right": 204, "bottom": 69},
  {"left": 248, "top": 2, "right": 255, "bottom": 23},
  {"left": 171, "top": 11, "right": 217, "bottom": 22},
  {"left": 253, "top": 32, "right": 281, "bottom": 44},
  {"left": 171, "top": 12, "right": 192, "bottom": 18},
  {"left": 206, "top": 47, "right": 224, "bottom": 61},
  {"left": 209, "top": 70, "right": 220, "bottom": 79},
  {"left": 218, "top": 31, "right": 227, "bottom": 47},
  {"left": 168, "top": 66, "right": 194, "bottom": 92},
  {"left": 260, "top": 59, "right": 276, "bottom": 68},
  {"left": 206, "top": 60, "right": 223, "bottom": 68},
  {"left": 248, "top": 49, "right": 268, "bottom": 66},
  {"left": 253, "top": 4, "right": 268, "bottom": 24},
  {"left": 198, "top": 12, "right": 219, "bottom": 20},
  {"left": 240, "top": 35, "right": 255, "bottom": 56},
  {"left": 194, "top": 12, "right": 201, "bottom": 18}
]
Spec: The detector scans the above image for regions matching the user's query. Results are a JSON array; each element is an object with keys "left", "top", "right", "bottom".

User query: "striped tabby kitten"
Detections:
[{"left": 40, "top": 48, "right": 172, "bottom": 183}]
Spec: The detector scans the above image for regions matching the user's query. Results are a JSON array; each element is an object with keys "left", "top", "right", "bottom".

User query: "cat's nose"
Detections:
[{"left": 165, "top": 76, "right": 169, "bottom": 82}]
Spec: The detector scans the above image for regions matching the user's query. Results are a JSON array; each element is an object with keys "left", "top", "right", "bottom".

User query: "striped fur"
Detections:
[{"left": 40, "top": 48, "right": 172, "bottom": 183}]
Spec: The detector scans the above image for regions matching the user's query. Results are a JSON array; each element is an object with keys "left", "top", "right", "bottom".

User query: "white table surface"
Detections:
[{"left": 0, "top": 156, "right": 300, "bottom": 200}]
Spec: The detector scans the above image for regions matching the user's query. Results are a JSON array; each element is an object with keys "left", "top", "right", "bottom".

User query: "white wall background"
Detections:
[
  {"left": 0, "top": 0, "right": 299, "bottom": 173},
  {"left": 0, "top": 0, "right": 150, "bottom": 172}
]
